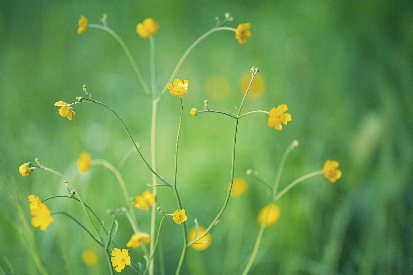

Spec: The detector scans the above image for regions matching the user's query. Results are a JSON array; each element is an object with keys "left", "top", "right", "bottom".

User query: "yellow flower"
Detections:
[
  {"left": 229, "top": 178, "right": 248, "bottom": 197},
  {"left": 28, "top": 195, "right": 42, "bottom": 210},
  {"left": 126, "top": 232, "right": 151, "bottom": 248},
  {"left": 167, "top": 79, "right": 189, "bottom": 97},
  {"left": 134, "top": 190, "right": 156, "bottom": 210},
  {"left": 19, "top": 162, "right": 33, "bottom": 177},
  {"left": 82, "top": 250, "right": 98, "bottom": 266},
  {"left": 54, "top": 101, "right": 75, "bottom": 120},
  {"left": 190, "top": 108, "right": 198, "bottom": 116},
  {"left": 235, "top": 23, "right": 251, "bottom": 44},
  {"left": 257, "top": 205, "right": 280, "bottom": 227},
  {"left": 188, "top": 226, "right": 212, "bottom": 251},
  {"left": 136, "top": 18, "right": 159, "bottom": 39},
  {"left": 77, "top": 152, "right": 91, "bottom": 173},
  {"left": 173, "top": 209, "right": 188, "bottom": 225},
  {"left": 111, "top": 248, "right": 131, "bottom": 272},
  {"left": 142, "top": 190, "right": 156, "bottom": 205},
  {"left": 323, "top": 160, "right": 342, "bottom": 183},
  {"left": 268, "top": 104, "right": 292, "bottom": 131},
  {"left": 240, "top": 72, "right": 265, "bottom": 98},
  {"left": 134, "top": 195, "right": 148, "bottom": 209},
  {"left": 31, "top": 202, "right": 54, "bottom": 231},
  {"left": 78, "top": 15, "right": 88, "bottom": 34}
]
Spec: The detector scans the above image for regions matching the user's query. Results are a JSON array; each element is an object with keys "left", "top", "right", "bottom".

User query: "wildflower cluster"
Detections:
[{"left": 19, "top": 12, "right": 342, "bottom": 275}]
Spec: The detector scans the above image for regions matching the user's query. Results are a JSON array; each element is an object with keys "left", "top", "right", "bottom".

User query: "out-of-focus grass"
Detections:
[{"left": 1, "top": 0, "right": 412, "bottom": 274}]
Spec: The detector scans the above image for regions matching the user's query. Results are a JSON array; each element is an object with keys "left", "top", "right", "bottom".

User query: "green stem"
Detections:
[
  {"left": 51, "top": 211, "right": 104, "bottom": 248},
  {"left": 149, "top": 99, "right": 159, "bottom": 275},
  {"left": 150, "top": 36, "right": 157, "bottom": 98},
  {"left": 159, "top": 26, "right": 235, "bottom": 98},
  {"left": 144, "top": 215, "right": 167, "bottom": 275},
  {"left": 272, "top": 142, "right": 297, "bottom": 198},
  {"left": 91, "top": 159, "right": 138, "bottom": 233},
  {"left": 238, "top": 110, "right": 269, "bottom": 118},
  {"left": 197, "top": 109, "right": 237, "bottom": 119},
  {"left": 39, "top": 165, "right": 101, "bottom": 239},
  {"left": 174, "top": 98, "right": 188, "bottom": 275},
  {"left": 89, "top": 24, "right": 151, "bottom": 97},
  {"left": 79, "top": 97, "right": 172, "bottom": 188},
  {"left": 105, "top": 249, "right": 116, "bottom": 275},
  {"left": 188, "top": 69, "right": 257, "bottom": 246},
  {"left": 274, "top": 170, "right": 323, "bottom": 201}
]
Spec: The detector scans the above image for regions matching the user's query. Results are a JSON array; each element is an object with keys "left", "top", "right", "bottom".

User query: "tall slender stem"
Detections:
[
  {"left": 174, "top": 98, "right": 188, "bottom": 275},
  {"left": 89, "top": 24, "right": 151, "bottom": 97},
  {"left": 91, "top": 159, "right": 139, "bottom": 233},
  {"left": 149, "top": 99, "right": 158, "bottom": 275}
]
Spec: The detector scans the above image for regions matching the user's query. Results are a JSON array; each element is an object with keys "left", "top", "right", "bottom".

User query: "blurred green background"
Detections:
[{"left": 1, "top": 0, "right": 412, "bottom": 274}]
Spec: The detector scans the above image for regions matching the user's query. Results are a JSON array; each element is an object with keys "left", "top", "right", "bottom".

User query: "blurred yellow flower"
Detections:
[
  {"left": 173, "top": 209, "right": 188, "bottom": 225},
  {"left": 31, "top": 202, "right": 54, "bottom": 231},
  {"left": 190, "top": 108, "right": 198, "bottom": 116},
  {"left": 19, "top": 162, "right": 33, "bottom": 177},
  {"left": 136, "top": 18, "right": 159, "bottom": 39},
  {"left": 257, "top": 204, "right": 280, "bottom": 227},
  {"left": 235, "top": 23, "right": 251, "bottom": 44},
  {"left": 188, "top": 226, "right": 212, "bottom": 251},
  {"left": 268, "top": 104, "right": 292, "bottom": 131},
  {"left": 134, "top": 195, "right": 148, "bottom": 209},
  {"left": 28, "top": 195, "right": 41, "bottom": 210},
  {"left": 77, "top": 152, "right": 91, "bottom": 173},
  {"left": 82, "top": 250, "right": 98, "bottom": 266},
  {"left": 323, "top": 160, "right": 342, "bottom": 183},
  {"left": 78, "top": 15, "right": 88, "bottom": 34},
  {"left": 111, "top": 248, "right": 131, "bottom": 272},
  {"left": 126, "top": 232, "right": 151, "bottom": 248},
  {"left": 142, "top": 190, "right": 156, "bottom": 205},
  {"left": 240, "top": 72, "right": 265, "bottom": 98},
  {"left": 204, "top": 75, "right": 230, "bottom": 100},
  {"left": 54, "top": 101, "right": 75, "bottom": 120},
  {"left": 134, "top": 190, "right": 156, "bottom": 210},
  {"left": 229, "top": 178, "right": 248, "bottom": 197},
  {"left": 167, "top": 79, "right": 188, "bottom": 97}
]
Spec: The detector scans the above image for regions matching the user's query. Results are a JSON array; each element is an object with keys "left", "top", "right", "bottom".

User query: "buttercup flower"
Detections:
[
  {"left": 77, "top": 152, "right": 91, "bottom": 173},
  {"left": 31, "top": 202, "right": 54, "bottom": 231},
  {"left": 235, "top": 23, "right": 251, "bottom": 44},
  {"left": 268, "top": 104, "right": 292, "bottom": 131},
  {"left": 54, "top": 101, "right": 75, "bottom": 120},
  {"left": 190, "top": 108, "right": 198, "bottom": 116},
  {"left": 229, "top": 178, "right": 248, "bottom": 197},
  {"left": 78, "top": 15, "right": 88, "bottom": 34},
  {"left": 167, "top": 79, "right": 189, "bottom": 97},
  {"left": 111, "top": 248, "right": 131, "bottom": 272},
  {"left": 126, "top": 232, "right": 151, "bottom": 248},
  {"left": 134, "top": 190, "right": 156, "bottom": 210},
  {"left": 173, "top": 209, "right": 188, "bottom": 225},
  {"left": 323, "top": 160, "right": 342, "bottom": 183},
  {"left": 142, "top": 190, "right": 156, "bottom": 205},
  {"left": 28, "top": 195, "right": 42, "bottom": 210},
  {"left": 19, "top": 163, "right": 33, "bottom": 177},
  {"left": 82, "top": 250, "right": 98, "bottom": 266},
  {"left": 134, "top": 195, "right": 149, "bottom": 209},
  {"left": 257, "top": 204, "right": 280, "bottom": 227},
  {"left": 136, "top": 18, "right": 159, "bottom": 39},
  {"left": 188, "top": 226, "right": 212, "bottom": 251}
]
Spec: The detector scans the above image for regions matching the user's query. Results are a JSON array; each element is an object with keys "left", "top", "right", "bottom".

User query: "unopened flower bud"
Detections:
[{"left": 190, "top": 108, "right": 198, "bottom": 116}]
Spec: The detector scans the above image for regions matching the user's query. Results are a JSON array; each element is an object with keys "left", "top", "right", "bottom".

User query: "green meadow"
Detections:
[{"left": 1, "top": 0, "right": 412, "bottom": 274}]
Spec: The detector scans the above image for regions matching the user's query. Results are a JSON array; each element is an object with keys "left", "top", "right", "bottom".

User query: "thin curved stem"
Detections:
[
  {"left": 89, "top": 24, "right": 151, "bottom": 97},
  {"left": 91, "top": 159, "right": 139, "bottom": 233},
  {"left": 39, "top": 164, "right": 101, "bottom": 238},
  {"left": 272, "top": 142, "right": 297, "bottom": 198},
  {"left": 274, "top": 170, "right": 323, "bottom": 201},
  {"left": 79, "top": 97, "right": 172, "bottom": 188},
  {"left": 238, "top": 110, "right": 269, "bottom": 119},
  {"left": 144, "top": 215, "right": 167, "bottom": 275},
  {"left": 52, "top": 211, "right": 104, "bottom": 248},
  {"left": 197, "top": 109, "right": 237, "bottom": 119},
  {"left": 159, "top": 26, "right": 235, "bottom": 98}
]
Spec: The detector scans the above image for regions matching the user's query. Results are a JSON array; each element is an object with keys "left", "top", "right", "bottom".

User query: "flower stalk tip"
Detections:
[
  {"left": 136, "top": 18, "right": 159, "bottom": 39},
  {"left": 167, "top": 79, "right": 189, "bottom": 97},
  {"left": 323, "top": 160, "right": 342, "bottom": 182},
  {"left": 19, "top": 162, "right": 33, "bottom": 177},
  {"left": 78, "top": 15, "right": 88, "bottom": 34}
]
